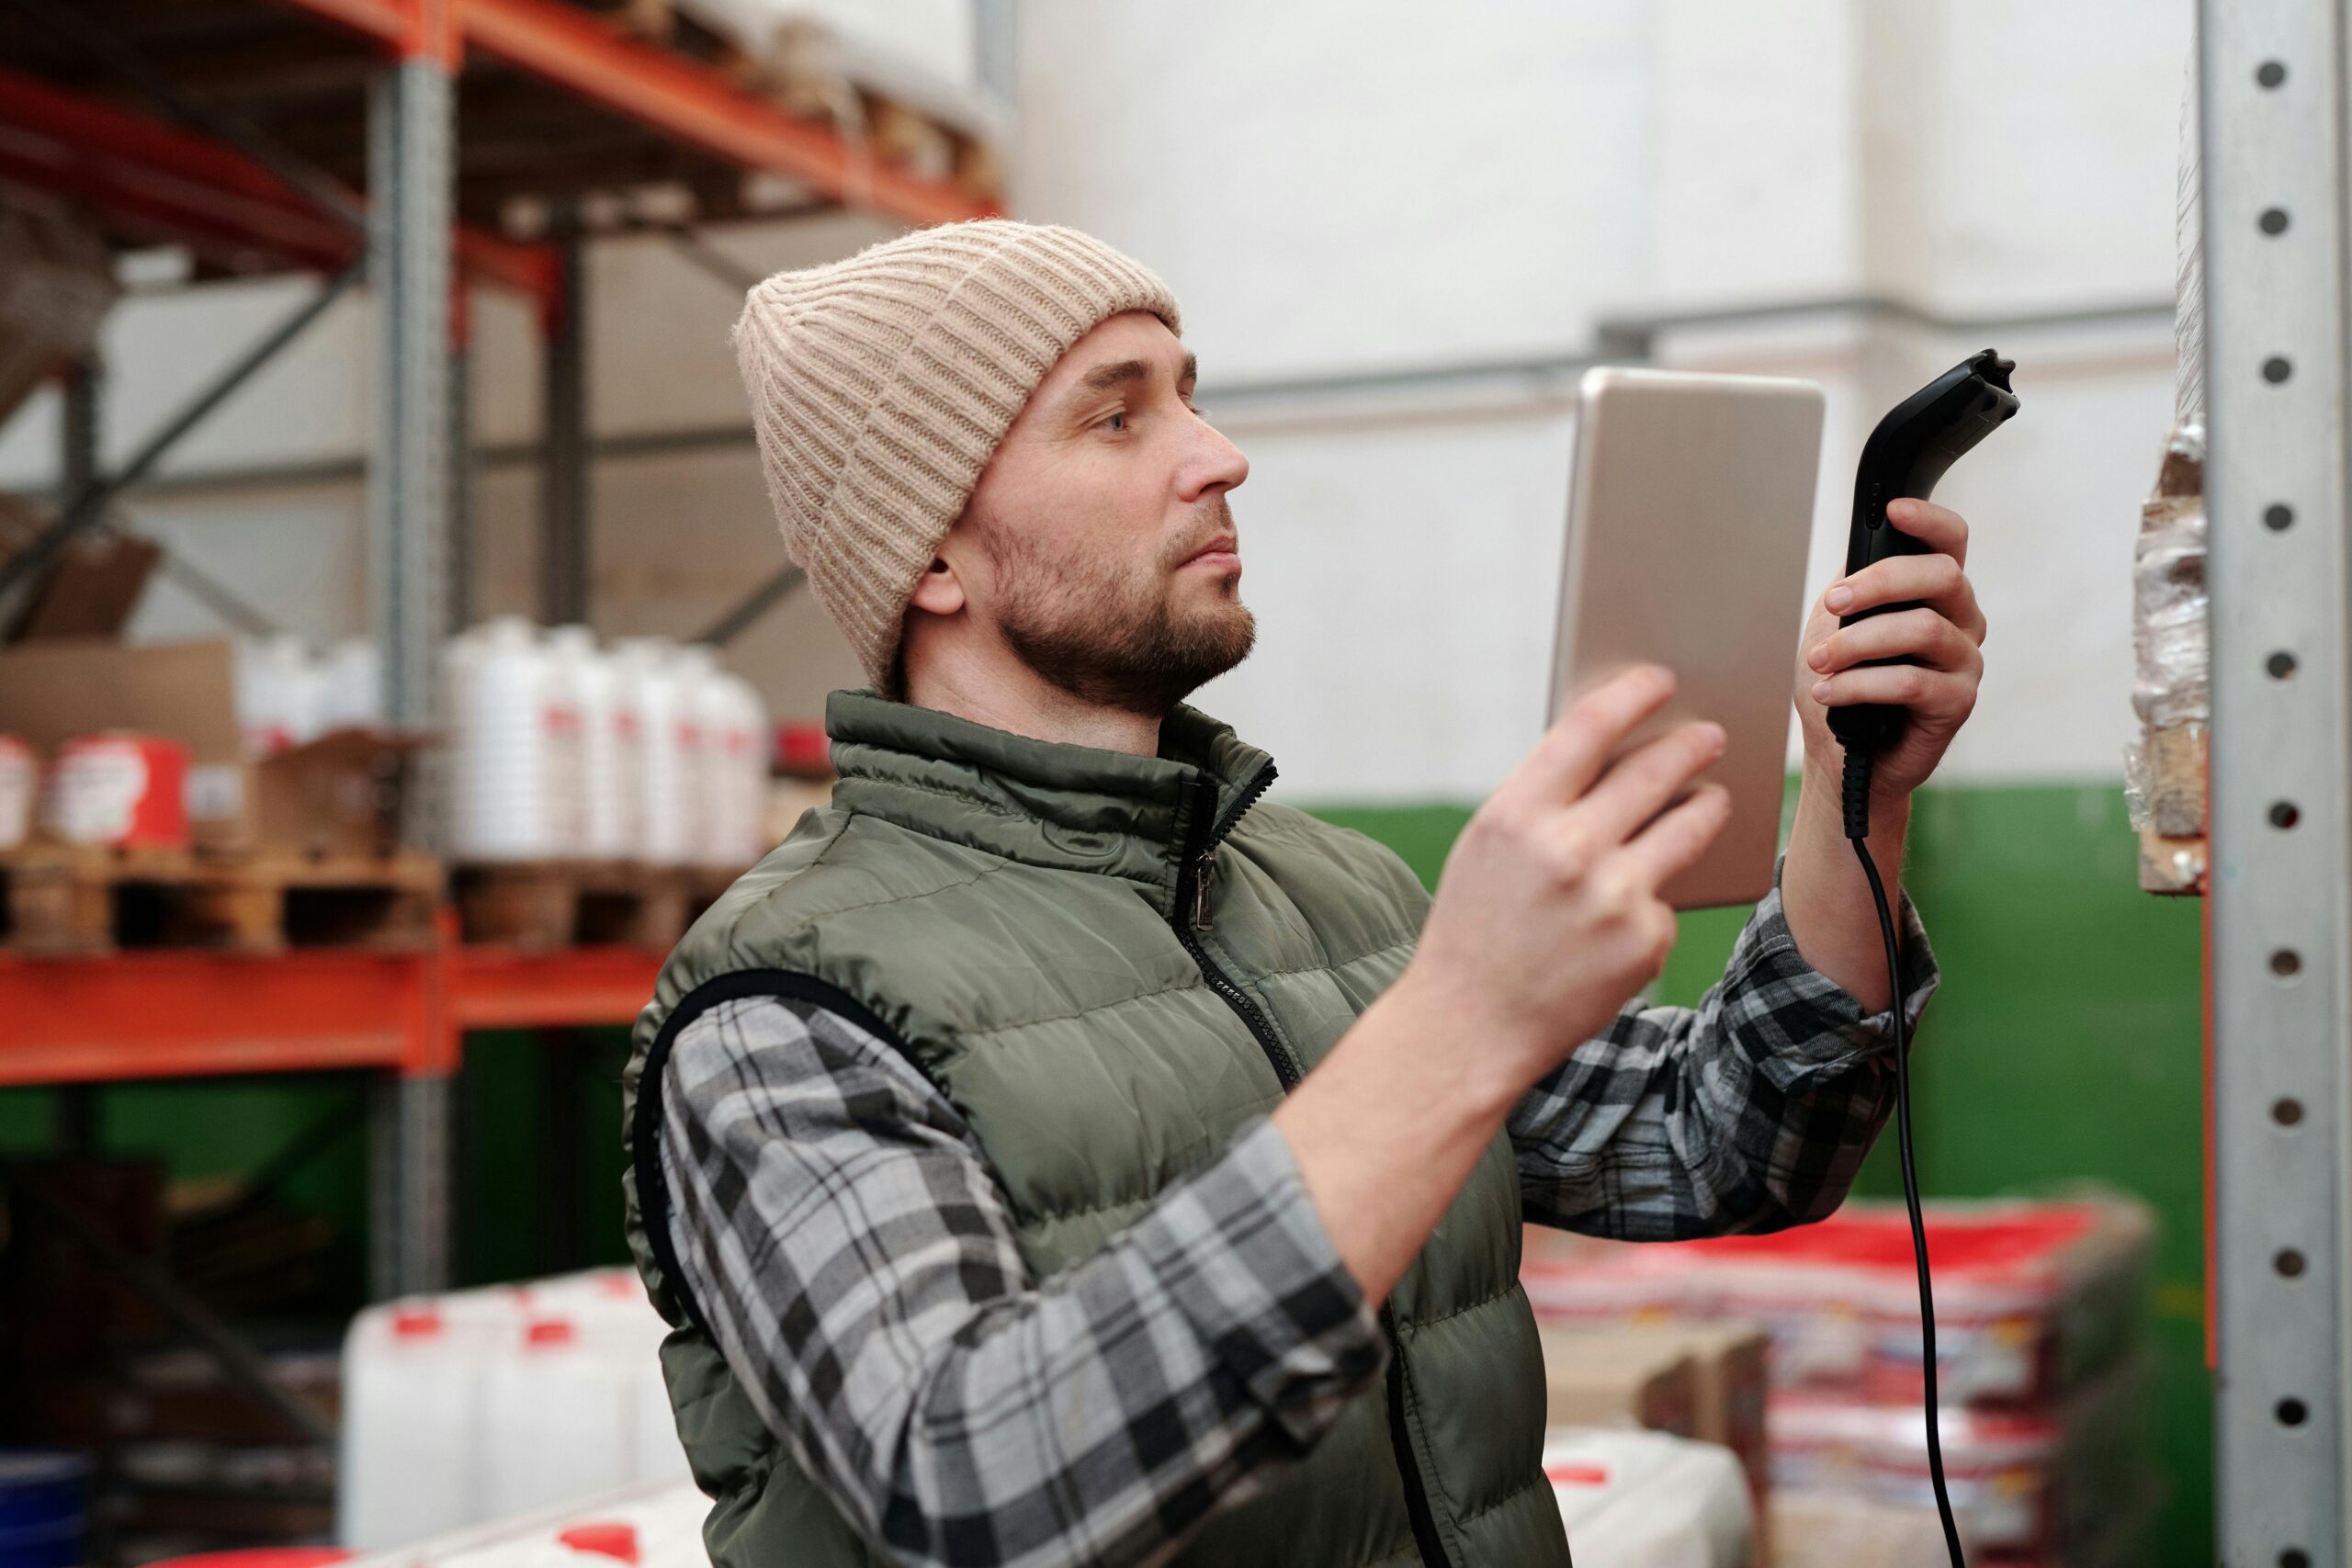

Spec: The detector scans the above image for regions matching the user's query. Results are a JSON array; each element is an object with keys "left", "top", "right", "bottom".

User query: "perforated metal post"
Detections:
[
  {"left": 368, "top": 48, "right": 456, "bottom": 1298},
  {"left": 2200, "top": 2, "right": 2352, "bottom": 1559}
]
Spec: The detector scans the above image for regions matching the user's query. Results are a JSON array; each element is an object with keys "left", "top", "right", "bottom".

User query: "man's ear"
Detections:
[{"left": 906, "top": 553, "right": 967, "bottom": 616}]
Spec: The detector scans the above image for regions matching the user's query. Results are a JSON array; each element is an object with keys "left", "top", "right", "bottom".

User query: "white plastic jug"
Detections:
[
  {"left": 446, "top": 619, "right": 571, "bottom": 862},
  {"left": 610, "top": 639, "right": 691, "bottom": 866},
  {"left": 318, "top": 638, "right": 385, "bottom": 732},
  {"left": 481, "top": 1316, "right": 637, "bottom": 1519},
  {"left": 340, "top": 1301, "right": 497, "bottom": 1549}
]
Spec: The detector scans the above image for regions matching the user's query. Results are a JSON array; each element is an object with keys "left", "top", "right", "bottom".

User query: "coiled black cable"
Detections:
[{"left": 1842, "top": 746, "right": 1965, "bottom": 1568}]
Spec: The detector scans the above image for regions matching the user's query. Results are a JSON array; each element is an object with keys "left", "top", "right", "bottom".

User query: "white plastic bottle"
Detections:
[
  {"left": 339, "top": 1300, "right": 490, "bottom": 1549},
  {"left": 541, "top": 626, "right": 604, "bottom": 857},
  {"left": 611, "top": 638, "right": 690, "bottom": 865},
  {"left": 708, "top": 670, "right": 770, "bottom": 869},
  {"left": 317, "top": 637, "right": 384, "bottom": 731},
  {"left": 235, "top": 635, "right": 323, "bottom": 757},
  {"left": 445, "top": 617, "right": 565, "bottom": 862},
  {"left": 548, "top": 628, "right": 628, "bottom": 861},
  {"left": 668, "top": 644, "right": 722, "bottom": 867},
  {"left": 480, "top": 1316, "right": 635, "bottom": 1519}
]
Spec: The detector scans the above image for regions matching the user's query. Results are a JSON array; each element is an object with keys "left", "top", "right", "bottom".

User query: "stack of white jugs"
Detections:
[
  {"left": 443, "top": 619, "right": 769, "bottom": 867},
  {"left": 340, "top": 1269, "right": 692, "bottom": 1552},
  {"left": 234, "top": 635, "right": 384, "bottom": 756}
]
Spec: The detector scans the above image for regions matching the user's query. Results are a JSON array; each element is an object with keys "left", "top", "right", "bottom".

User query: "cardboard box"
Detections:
[
  {"left": 1538, "top": 1327, "right": 1698, "bottom": 1436},
  {"left": 0, "top": 638, "right": 417, "bottom": 857},
  {"left": 1542, "top": 1322, "right": 1772, "bottom": 1562},
  {"left": 1769, "top": 1489, "right": 1944, "bottom": 1568}
]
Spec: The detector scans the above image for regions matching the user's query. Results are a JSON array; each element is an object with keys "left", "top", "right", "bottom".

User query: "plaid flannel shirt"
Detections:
[{"left": 659, "top": 854, "right": 1938, "bottom": 1568}]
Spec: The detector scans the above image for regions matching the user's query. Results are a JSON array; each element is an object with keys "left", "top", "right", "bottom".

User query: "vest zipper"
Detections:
[{"left": 1170, "top": 772, "right": 1451, "bottom": 1568}]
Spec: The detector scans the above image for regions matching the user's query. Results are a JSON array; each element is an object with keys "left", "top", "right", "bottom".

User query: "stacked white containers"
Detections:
[
  {"left": 340, "top": 1270, "right": 689, "bottom": 1551},
  {"left": 443, "top": 625, "right": 766, "bottom": 869},
  {"left": 444, "top": 619, "right": 584, "bottom": 862}
]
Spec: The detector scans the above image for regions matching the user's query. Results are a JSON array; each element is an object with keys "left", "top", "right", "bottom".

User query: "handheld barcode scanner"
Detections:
[
  {"left": 1828, "top": 350, "right": 2019, "bottom": 759},
  {"left": 1835, "top": 349, "right": 2018, "bottom": 1568}
]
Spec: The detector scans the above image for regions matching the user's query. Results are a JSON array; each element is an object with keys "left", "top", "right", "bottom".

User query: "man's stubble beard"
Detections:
[{"left": 980, "top": 497, "right": 1257, "bottom": 717}]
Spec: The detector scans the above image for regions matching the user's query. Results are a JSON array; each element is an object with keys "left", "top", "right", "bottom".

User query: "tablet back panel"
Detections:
[{"left": 1548, "top": 367, "right": 1826, "bottom": 909}]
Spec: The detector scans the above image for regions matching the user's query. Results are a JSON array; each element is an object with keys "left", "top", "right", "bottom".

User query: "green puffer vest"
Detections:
[{"left": 621, "top": 689, "right": 1570, "bottom": 1567}]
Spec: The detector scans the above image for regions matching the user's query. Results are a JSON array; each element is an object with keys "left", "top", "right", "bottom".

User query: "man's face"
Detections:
[{"left": 933, "top": 310, "right": 1255, "bottom": 716}]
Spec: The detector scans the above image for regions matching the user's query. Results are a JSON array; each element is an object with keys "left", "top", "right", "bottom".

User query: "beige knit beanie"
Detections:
[{"left": 731, "top": 220, "right": 1182, "bottom": 694}]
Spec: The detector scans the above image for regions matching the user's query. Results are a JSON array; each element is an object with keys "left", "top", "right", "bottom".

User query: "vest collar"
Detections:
[{"left": 823, "top": 687, "right": 1279, "bottom": 898}]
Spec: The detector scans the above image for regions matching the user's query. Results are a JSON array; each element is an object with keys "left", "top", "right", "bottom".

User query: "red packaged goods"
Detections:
[
  {"left": 1857, "top": 1205, "right": 2149, "bottom": 1407},
  {"left": 1525, "top": 1197, "right": 2152, "bottom": 1407},
  {"left": 40, "top": 733, "right": 189, "bottom": 850},
  {"left": 1770, "top": 1359, "right": 2149, "bottom": 1565}
]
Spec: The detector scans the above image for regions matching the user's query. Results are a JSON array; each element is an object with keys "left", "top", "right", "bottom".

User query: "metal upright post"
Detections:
[
  {"left": 366, "top": 9, "right": 458, "bottom": 1299},
  {"left": 53, "top": 355, "right": 103, "bottom": 1156},
  {"left": 541, "top": 200, "right": 590, "bottom": 626},
  {"left": 450, "top": 282, "right": 477, "bottom": 631},
  {"left": 2201, "top": 1, "right": 2352, "bottom": 1560}
]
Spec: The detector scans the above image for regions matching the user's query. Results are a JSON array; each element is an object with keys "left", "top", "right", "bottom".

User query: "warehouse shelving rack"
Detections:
[{"left": 0, "top": 0, "right": 996, "bottom": 1337}]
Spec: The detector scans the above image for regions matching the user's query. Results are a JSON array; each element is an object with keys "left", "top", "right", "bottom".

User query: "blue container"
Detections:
[{"left": 0, "top": 1450, "right": 87, "bottom": 1568}]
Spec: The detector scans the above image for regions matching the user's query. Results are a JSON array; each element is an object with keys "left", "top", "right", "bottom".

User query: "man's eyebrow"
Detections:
[
  {"left": 1076, "top": 358, "right": 1150, "bottom": 393},
  {"left": 1069, "top": 354, "right": 1198, "bottom": 396}
]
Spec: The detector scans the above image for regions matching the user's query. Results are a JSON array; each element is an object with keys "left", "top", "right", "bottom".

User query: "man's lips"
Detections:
[{"left": 1180, "top": 536, "right": 1241, "bottom": 571}]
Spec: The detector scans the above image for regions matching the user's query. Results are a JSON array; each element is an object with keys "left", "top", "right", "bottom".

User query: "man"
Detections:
[{"left": 621, "top": 220, "right": 1981, "bottom": 1567}]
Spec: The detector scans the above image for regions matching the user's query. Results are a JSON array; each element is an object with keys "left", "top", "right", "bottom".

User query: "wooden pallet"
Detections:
[
  {"left": 451, "top": 860, "right": 697, "bottom": 952},
  {"left": 0, "top": 845, "right": 444, "bottom": 955}
]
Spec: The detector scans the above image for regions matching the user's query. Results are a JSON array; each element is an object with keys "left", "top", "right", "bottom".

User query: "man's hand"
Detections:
[
  {"left": 1780, "top": 496, "right": 1984, "bottom": 1011},
  {"left": 1274, "top": 666, "right": 1731, "bottom": 1304},
  {"left": 1794, "top": 497, "right": 1987, "bottom": 802},
  {"left": 1407, "top": 664, "right": 1731, "bottom": 1090}
]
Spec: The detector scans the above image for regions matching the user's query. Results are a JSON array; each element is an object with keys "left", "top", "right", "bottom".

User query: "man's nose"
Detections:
[{"left": 1178, "top": 418, "right": 1250, "bottom": 500}]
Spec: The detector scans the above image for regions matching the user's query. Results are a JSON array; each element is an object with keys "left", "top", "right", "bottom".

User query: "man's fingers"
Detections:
[
  {"left": 1576, "top": 720, "right": 1727, "bottom": 849},
  {"left": 1885, "top": 498, "right": 1969, "bottom": 566},
  {"left": 1514, "top": 664, "right": 1679, "bottom": 807},
  {"left": 1615, "top": 782, "right": 1733, "bottom": 890},
  {"left": 1824, "top": 553, "right": 1986, "bottom": 644},
  {"left": 1808, "top": 607, "right": 1981, "bottom": 677},
  {"left": 1809, "top": 661, "right": 1974, "bottom": 720}
]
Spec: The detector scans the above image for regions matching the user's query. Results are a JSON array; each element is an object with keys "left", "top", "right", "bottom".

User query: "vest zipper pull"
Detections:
[{"left": 1193, "top": 851, "right": 1215, "bottom": 931}]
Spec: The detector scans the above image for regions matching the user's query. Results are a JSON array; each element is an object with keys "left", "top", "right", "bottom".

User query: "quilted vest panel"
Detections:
[{"left": 622, "top": 690, "right": 1569, "bottom": 1567}]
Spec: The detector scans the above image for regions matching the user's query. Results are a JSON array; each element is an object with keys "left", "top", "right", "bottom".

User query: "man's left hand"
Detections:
[{"left": 1794, "top": 498, "right": 1986, "bottom": 801}]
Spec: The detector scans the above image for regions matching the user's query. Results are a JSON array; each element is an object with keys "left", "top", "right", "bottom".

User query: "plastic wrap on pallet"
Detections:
[{"left": 2130, "top": 427, "right": 2209, "bottom": 737}]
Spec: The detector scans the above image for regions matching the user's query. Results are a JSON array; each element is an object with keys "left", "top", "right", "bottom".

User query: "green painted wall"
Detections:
[
  {"left": 1316, "top": 783, "right": 2211, "bottom": 1566},
  {"left": 0, "top": 779, "right": 2210, "bottom": 1562}
]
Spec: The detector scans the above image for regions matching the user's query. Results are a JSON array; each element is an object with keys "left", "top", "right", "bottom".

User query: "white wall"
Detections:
[
  {"left": 1017, "top": 0, "right": 2190, "bottom": 796},
  {"left": 0, "top": 0, "right": 2192, "bottom": 799}
]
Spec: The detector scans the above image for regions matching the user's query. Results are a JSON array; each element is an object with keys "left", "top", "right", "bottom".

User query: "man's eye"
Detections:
[{"left": 1101, "top": 412, "right": 1128, "bottom": 433}]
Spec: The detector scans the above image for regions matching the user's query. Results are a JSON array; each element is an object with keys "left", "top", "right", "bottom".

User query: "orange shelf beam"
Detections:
[
  {"left": 0, "top": 950, "right": 441, "bottom": 1086},
  {"left": 0, "top": 939, "right": 662, "bottom": 1089},
  {"left": 447, "top": 945, "right": 664, "bottom": 1032},
  {"left": 273, "top": 0, "right": 999, "bottom": 227},
  {"left": 0, "top": 63, "right": 554, "bottom": 302}
]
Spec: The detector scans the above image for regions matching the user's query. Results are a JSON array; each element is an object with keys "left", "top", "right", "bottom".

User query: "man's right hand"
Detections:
[{"left": 1403, "top": 663, "right": 1731, "bottom": 1100}]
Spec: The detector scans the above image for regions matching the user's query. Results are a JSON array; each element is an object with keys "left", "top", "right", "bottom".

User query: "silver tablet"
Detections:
[{"left": 1547, "top": 367, "right": 1826, "bottom": 910}]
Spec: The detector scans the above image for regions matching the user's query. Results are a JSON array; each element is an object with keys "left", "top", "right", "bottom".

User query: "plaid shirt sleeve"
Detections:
[
  {"left": 658, "top": 994, "right": 1387, "bottom": 1568},
  {"left": 1510, "top": 852, "right": 1940, "bottom": 1240}
]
